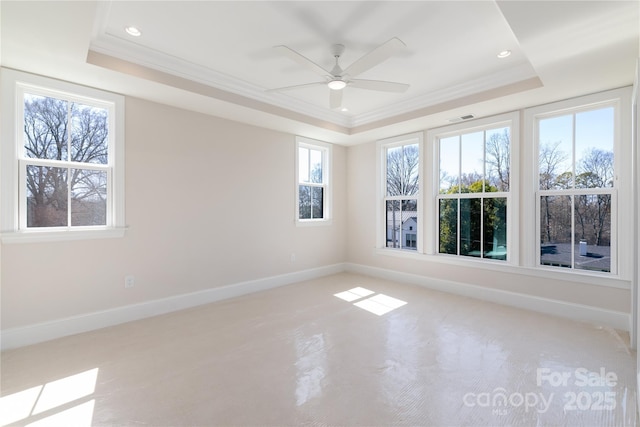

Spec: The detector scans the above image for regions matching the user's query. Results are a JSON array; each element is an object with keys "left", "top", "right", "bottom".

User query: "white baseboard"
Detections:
[
  {"left": 2, "top": 261, "right": 629, "bottom": 350},
  {"left": 0, "top": 263, "right": 345, "bottom": 350},
  {"left": 344, "top": 263, "right": 630, "bottom": 332}
]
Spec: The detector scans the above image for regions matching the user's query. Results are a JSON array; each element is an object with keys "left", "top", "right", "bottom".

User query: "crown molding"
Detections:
[
  {"left": 90, "top": 34, "right": 353, "bottom": 128},
  {"left": 351, "top": 63, "right": 539, "bottom": 127},
  {"left": 90, "top": 2, "right": 539, "bottom": 132}
]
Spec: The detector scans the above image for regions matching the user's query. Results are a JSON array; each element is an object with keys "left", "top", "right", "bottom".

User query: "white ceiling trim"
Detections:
[
  {"left": 351, "top": 62, "right": 540, "bottom": 127},
  {"left": 89, "top": 1, "right": 542, "bottom": 131},
  {"left": 91, "top": 32, "right": 542, "bottom": 132},
  {"left": 89, "top": 36, "right": 352, "bottom": 127}
]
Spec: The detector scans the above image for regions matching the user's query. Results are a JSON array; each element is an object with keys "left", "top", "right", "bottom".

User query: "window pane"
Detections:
[
  {"left": 299, "top": 185, "right": 311, "bottom": 219},
  {"left": 439, "top": 136, "right": 459, "bottom": 194},
  {"left": 574, "top": 194, "right": 611, "bottom": 272},
  {"left": 461, "top": 131, "right": 484, "bottom": 193},
  {"left": 460, "top": 198, "right": 481, "bottom": 257},
  {"left": 24, "top": 94, "right": 69, "bottom": 161},
  {"left": 26, "top": 165, "right": 68, "bottom": 227},
  {"left": 385, "top": 198, "right": 417, "bottom": 249},
  {"left": 403, "top": 144, "right": 419, "bottom": 196},
  {"left": 401, "top": 199, "right": 417, "bottom": 250},
  {"left": 71, "top": 169, "right": 107, "bottom": 226},
  {"left": 311, "top": 186, "right": 324, "bottom": 219},
  {"left": 387, "top": 144, "right": 419, "bottom": 196},
  {"left": 540, "top": 195, "right": 572, "bottom": 268},
  {"left": 439, "top": 199, "right": 458, "bottom": 254},
  {"left": 309, "top": 149, "right": 323, "bottom": 184},
  {"left": 386, "top": 200, "right": 401, "bottom": 248},
  {"left": 483, "top": 197, "right": 507, "bottom": 260},
  {"left": 386, "top": 146, "right": 403, "bottom": 196},
  {"left": 71, "top": 103, "right": 108, "bottom": 164},
  {"left": 299, "top": 147, "right": 309, "bottom": 183},
  {"left": 485, "top": 127, "right": 510, "bottom": 191},
  {"left": 575, "top": 108, "right": 614, "bottom": 189},
  {"left": 539, "top": 115, "right": 573, "bottom": 189}
]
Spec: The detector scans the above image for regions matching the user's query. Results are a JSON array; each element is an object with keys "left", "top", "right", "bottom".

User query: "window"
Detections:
[
  {"left": 536, "top": 105, "right": 616, "bottom": 273},
  {"left": 296, "top": 137, "right": 331, "bottom": 224},
  {"left": 432, "top": 114, "right": 515, "bottom": 261},
  {"left": 378, "top": 133, "right": 422, "bottom": 251},
  {"left": 523, "top": 87, "right": 632, "bottom": 279},
  {"left": 1, "top": 69, "right": 125, "bottom": 242}
]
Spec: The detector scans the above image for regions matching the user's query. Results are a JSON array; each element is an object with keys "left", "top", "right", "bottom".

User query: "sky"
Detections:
[{"left": 438, "top": 106, "right": 614, "bottom": 191}]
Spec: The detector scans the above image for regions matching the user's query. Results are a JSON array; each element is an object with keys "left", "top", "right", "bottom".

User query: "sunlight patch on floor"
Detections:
[
  {"left": 354, "top": 293, "right": 407, "bottom": 316},
  {"left": 0, "top": 368, "right": 98, "bottom": 427},
  {"left": 334, "top": 287, "right": 407, "bottom": 316},
  {"left": 334, "top": 287, "right": 375, "bottom": 302}
]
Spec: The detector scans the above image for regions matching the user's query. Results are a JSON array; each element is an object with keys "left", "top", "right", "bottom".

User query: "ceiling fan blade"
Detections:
[
  {"left": 266, "top": 81, "right": 326, "bottom": 92},
  {"left": 329, "top": 89, "right": 343, "bottom": 109},
  {"left": 349, "top": 79, "right": 410, "bottom": 93},
  {"left": 343, "top": 37, "right": 406, "bottom": 78},
  {"left": 274, "top": 45, "right": 331, "bottom": 77}
]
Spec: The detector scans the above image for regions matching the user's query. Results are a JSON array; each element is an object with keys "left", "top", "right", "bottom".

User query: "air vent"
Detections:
[{"left": 448, "top": 114, "right": 475, "bottom": 123}]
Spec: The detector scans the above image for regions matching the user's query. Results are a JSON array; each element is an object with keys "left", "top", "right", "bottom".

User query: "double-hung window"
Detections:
[
  {"left": 378, "top": 133, "right": 422, "bottom": 251},
  {"left": 534, "top": 99, "right": 620, "bottom": 273},
  {"left": 1, "top": 69, "right": 125, "bottom": 242},
  {"left": 296, "top": 137, "right": 331, "bottom": 224},
  {"left": 432, "top": 114, "right": 516, "bottom": 261}
]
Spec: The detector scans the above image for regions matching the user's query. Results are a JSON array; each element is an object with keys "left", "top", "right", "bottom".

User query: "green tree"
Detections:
[{"left": 439, "top": 180, "right": 505, "bottom": 258}]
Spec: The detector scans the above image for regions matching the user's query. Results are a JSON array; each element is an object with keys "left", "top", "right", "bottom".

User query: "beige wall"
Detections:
[
  {"left": 346, "top": 141, "right": 631, "bottom": 314},
  {"left": 0, "top": 97, "right": 347, "bottom": 330},
  {"left": 1, "top": 93, "right": 631, "bottom": 335}
]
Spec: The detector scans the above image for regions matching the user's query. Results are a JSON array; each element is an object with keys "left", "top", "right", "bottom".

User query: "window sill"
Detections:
[
  {"left": 1, "top": 227, "right": 127, "bottom": 244},
  {"left": 374, "top": 248, "right": 630, "bottom": 289},
  {"left": 296, "top": 219, "right": 333, "bottom": 227}
]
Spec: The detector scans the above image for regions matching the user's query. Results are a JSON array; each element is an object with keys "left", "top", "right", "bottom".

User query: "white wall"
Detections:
[{"left": 0, "top": 97, "right": 347, "bottom": 331}]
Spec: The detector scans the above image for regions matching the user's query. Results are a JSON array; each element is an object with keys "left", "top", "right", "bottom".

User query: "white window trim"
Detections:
[
  {"left": 375, "top": 98, "right": 632, "bottom": 289},
  {"left": 523, "top": 87, "right": 632, "bottom": 279},
  {"left": 426, "top": 112, "right": 519, "bottom": 265},
  {"left": 0, "top": 68, "right": 126, "bottom": 243},
  {"left": 376, "top": 132, "right": 424, "bottom": 252},
  {"left": 295, "top": 136, "right": 332, "bottom": 226}
]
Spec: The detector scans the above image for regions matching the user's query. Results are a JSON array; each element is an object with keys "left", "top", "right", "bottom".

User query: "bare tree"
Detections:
[
  {"left": 485, "top": 129, "right": 510, "bottom": 191},
  {"left": 574, "top": 148, "right": 613, "bottom": 245},
  {"left": 539, "top": 141, "right": 569, "bottom": 242},
  {"left": 23, "top": 95, "right": 108, "bottom": 227},
  {"left": 576, "top": 148, "right": 613, "bottom": 188},
  {"left": 539, "top": 141, "right": 569, "bottom": 190},
  {"left": 386, "top": 144, "right": 419, "bottom": 196}
]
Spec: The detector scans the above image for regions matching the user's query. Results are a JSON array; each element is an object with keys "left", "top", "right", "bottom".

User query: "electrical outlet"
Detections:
[{"left": 124, "top": 275, "right": 135, "bottom": 288}]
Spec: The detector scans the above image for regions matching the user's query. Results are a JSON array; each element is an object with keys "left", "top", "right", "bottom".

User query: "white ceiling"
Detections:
[{"left": 1, "top": 1, "right": 638, "bottom": 146}]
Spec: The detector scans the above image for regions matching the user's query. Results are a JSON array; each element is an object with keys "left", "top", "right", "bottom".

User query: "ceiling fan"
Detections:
[{"left": 269, "top": 37, "right": 410, "bottom": 109}]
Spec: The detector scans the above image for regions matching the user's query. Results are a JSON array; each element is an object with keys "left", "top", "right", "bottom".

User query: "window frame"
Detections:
[
  {"left": 1, "top": 69, "right": 126, "bottom": 243},
  {"left": 295, "top": 136, "right": 332, "bottom": 226},
  {"left": 427, "top": 113, "right": 518, "bottom": 264},
  {"left": 524, "top": 88, "right": 631, "bottom": 278},
  {"left": 376, "top": 132, "right": 424, "bottom": 252}
]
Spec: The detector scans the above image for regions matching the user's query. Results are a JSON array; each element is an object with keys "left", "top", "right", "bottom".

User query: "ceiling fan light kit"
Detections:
[
  {"left": 328, "top": 80, "right": 347, "bottom": 90},
  {"left": 271, "top": 37, "right": 410, "bottom": 109}
]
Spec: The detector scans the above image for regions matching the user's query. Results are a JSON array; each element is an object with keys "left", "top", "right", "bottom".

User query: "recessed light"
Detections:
[
  {"left": 341, "top": 107, "right": 349, "bottom": 112},
  {"left": 497, "top": 50, "right": 511, "bottom": 59},
  {"left": 125, "top": 26, "right": 142, "bottom": 37}
]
